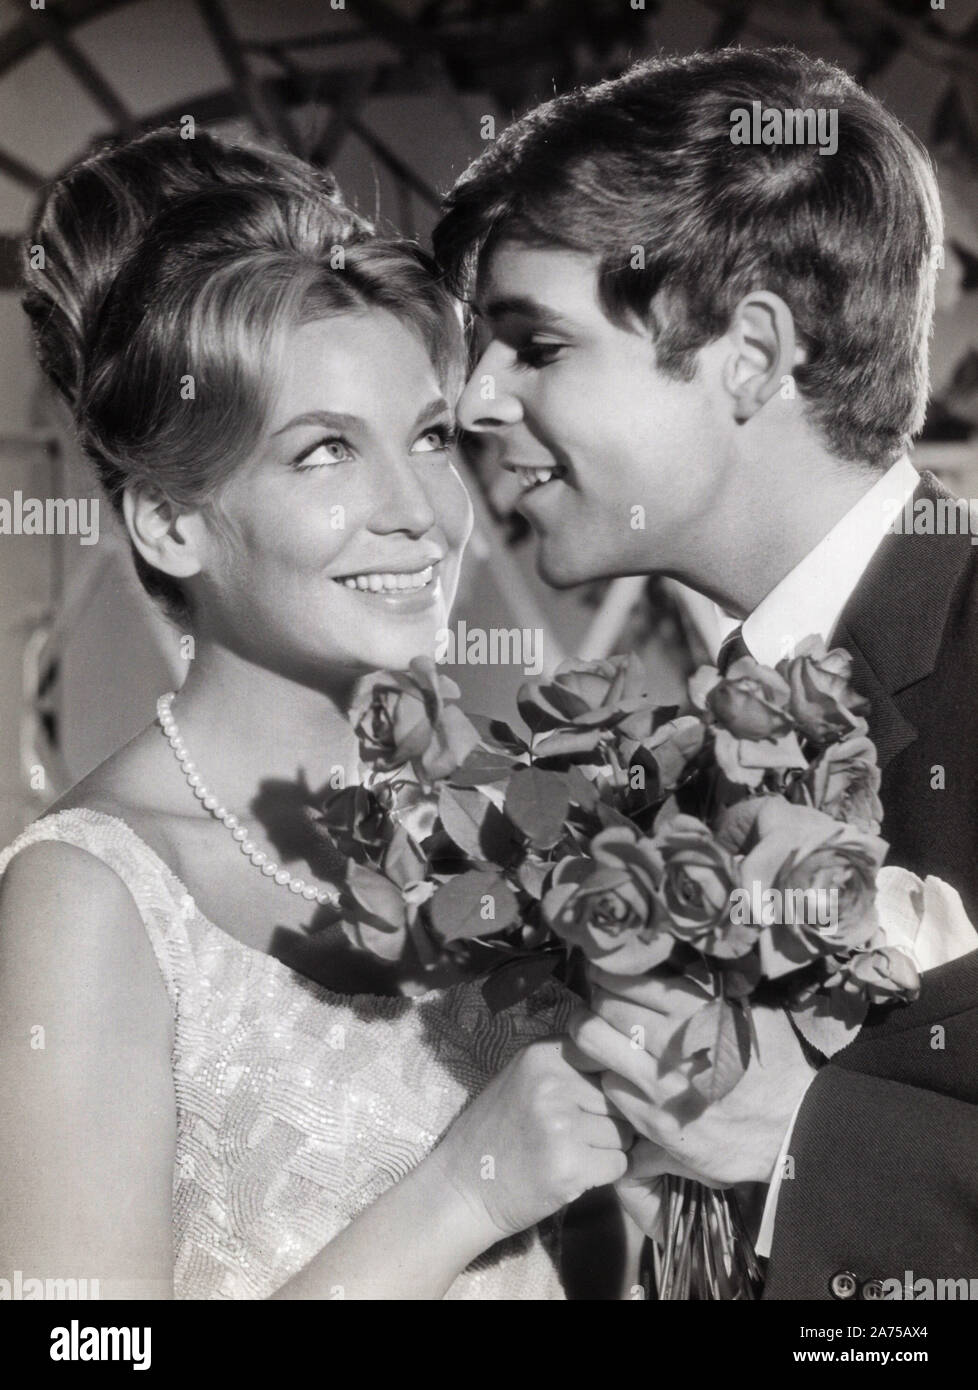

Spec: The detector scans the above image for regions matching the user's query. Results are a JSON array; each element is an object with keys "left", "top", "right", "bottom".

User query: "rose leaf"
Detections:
[
  {"left": 438, "top": 784, "right": 517, "bottom": 863},
  {"left": 429, "top": 869, "right": 520, "bottom": 942},
  {"left": 505, "top": 766, "right": 571, "bottom": 849}
]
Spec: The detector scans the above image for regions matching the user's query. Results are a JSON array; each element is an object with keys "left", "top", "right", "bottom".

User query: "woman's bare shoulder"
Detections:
[
  {"left": 1, "top": 721, "right": 186, "bottom": 937},
  {"left": 0, "top": 832, "right": 174, "bottom": 1055},
  {"left": 0, "top": 735, "right": 176, "bottom": 1041}
]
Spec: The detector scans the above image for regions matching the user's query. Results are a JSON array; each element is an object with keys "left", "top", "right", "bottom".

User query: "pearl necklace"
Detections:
[{"left": 157, "top": 692, "right": 340, "bottom": 907}]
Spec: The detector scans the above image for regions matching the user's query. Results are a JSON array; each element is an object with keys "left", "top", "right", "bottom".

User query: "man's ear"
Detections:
[
  {"left": 721, "top": 291, "right": 806, "bottom": 422},
  {"left": 122, "top": 486, "right": 207, "bottom": 581}
]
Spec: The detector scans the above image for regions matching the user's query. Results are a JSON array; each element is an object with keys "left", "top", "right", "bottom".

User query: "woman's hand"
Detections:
[{"left": 430, "top": 1036, "right": 634, "bottom": 1247}]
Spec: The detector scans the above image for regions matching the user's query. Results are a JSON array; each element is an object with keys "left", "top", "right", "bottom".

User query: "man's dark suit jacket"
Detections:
[{"left": 764, "top": 470, "right": 978, "bottom": 1300}]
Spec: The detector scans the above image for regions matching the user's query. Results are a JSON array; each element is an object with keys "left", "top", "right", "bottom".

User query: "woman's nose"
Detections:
[
  {"left": 457, "top": 350, "right": 524, "bottom": 433},
  {"left": 370, "top": 458, "right": 437, "bottom": 537}
]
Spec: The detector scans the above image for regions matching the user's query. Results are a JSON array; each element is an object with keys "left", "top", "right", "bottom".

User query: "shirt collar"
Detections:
[{"left": 712, "top": 455, "right": 920, "bottom": 667}]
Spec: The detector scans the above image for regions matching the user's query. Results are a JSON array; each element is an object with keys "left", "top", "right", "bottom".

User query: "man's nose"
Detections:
[{"left": 457, "top": 349, "right": 524, "bottom": 432}]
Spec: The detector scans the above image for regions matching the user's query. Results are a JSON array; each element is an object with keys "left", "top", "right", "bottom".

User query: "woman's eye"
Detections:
[
  {"left": 293, "top": 437, "right": 355, "bottom": 469},
  {"left": 411, "top": 424, "right": 458, "bottom": 455},
  {"left": 515, "top": 340, "right": 565, "bottom": 369}
]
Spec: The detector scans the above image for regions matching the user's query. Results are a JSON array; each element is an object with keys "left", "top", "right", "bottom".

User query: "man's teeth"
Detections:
[
  {"left": 516, "top": 466, "right": 561, "bottom": 488},
  {"left": 338, "top": 565, "right": 434, "bottom": 593}
]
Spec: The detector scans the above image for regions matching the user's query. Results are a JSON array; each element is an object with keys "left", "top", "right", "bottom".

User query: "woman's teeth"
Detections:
[
  {"left": 337, "top": 565, "right": 434, "bottom": 593},
  {"left": 516, "top": 466, "right": 563, "bottom": 489}
]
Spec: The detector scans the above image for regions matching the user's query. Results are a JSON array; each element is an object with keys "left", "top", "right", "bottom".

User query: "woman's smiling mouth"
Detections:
[
  {"left": 331, "top": 560, "right": 443, "bottom": 612},
  {"left": 336, "top": 565, "right": 435, "bottom": 593}
]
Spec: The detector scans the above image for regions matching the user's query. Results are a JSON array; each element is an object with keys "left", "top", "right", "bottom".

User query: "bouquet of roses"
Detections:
[{"left": 315, "top": 638, "right": 929, "bottom": 1298}]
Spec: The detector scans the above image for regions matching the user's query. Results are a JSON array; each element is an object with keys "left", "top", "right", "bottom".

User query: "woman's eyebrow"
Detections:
[
  {"left": 413, "top": 397, "right": 452, "bottom": 429},
  {"left": 271, "top": 399, "right": 450, "bottom": 440},
  {"left": 271, "top": 409, "right": 364, "bottom": 438}
]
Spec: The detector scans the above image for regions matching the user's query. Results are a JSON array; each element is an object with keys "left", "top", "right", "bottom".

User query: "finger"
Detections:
[
  {"left": 588, "top": 965, "right": 708, "bottom": 1016},
  {"left": 600, "top": 1070, "right": 678, "bottom": 1142},
  {"left": 615, "top": 1181, "right": 665, "bottom": 1244},
  {"left": 583, "top": 1113, "right": 635, "bottom": 1152},
  {"left": 570, "top": 1071, "right": 627, "bottom": 1120},
  {"left": 619, "top": 1137, "right": 696, "bottom": 1187},
  {"left": 557, "top": 1032, "right": 605, "bottom": 1074},
  {"left": 601, "top": 1078, "right": 725, "bottom": 1190},
  {"left": 589, "top": 987, "right": 678, "bottom": 1058},
  {"left": 582, "top": 1147, "right": 629, "bottom": 1190},
  {"left": 623, "top": 1137, "right": 674, "bottom": 1181},
  {"left": 568, "top": 1008, "right": 659, "bottom": 1092}
]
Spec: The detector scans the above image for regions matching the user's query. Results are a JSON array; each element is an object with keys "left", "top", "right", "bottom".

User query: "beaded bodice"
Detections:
[{"left": 0, "top": 809, "right": 572, "bottom": 1299}]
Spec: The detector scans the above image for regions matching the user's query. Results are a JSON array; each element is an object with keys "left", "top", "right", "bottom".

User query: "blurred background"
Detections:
[{"left": 1, "top": 0, "right": 977, "bottom": 843}]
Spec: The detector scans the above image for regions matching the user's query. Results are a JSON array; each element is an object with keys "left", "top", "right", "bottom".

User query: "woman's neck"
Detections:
[{"left": 166, "top": 643, "right": 363, "bottom": 819}]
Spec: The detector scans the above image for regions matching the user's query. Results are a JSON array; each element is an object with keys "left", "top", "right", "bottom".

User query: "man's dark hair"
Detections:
[{"left": 433, "top": 47, "right": 943, "bottom": 468}]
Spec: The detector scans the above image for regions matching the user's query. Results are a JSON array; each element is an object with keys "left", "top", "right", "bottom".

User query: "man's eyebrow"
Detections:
[
  {"left": 477, "top": 294, "right": 575, "bottom": 330},
  {"left": 270, "top": 399, "right": 450, "bottom": 440}
]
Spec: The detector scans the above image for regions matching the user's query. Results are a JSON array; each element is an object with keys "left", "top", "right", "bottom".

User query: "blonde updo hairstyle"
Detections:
[{"left": 22, "top": 127, "right": 464, "bottom": 622}]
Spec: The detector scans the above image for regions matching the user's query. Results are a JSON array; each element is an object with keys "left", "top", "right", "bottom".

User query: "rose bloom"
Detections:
[
  {"left": 776, "top": 636, "right": 869, "bottom": 743},
  {"left": 803, "top": 728, "right": 883, "bottom": 832},
  {"left": 518, "top": 653, "right": 657, "bottom": 756},
  {"left": 541, "top": 827, "right": 674, "bottom": 974},
  {"left": 841, "top": 945, "right": 920, "bottom": 1005},
  {"left": 690, "top": 657, "right": 795, "bottom": 741},
  {"left": 355, "top": 655, "right": 479, "bottom": 781},
  {"left": 739, "top": 799, "right": 887, "bottom": 976},
  {"left": 652, "top": 814, "right": 758, "bottom": 958},
  {"left": 320, "top": 781, "right": 396, "bottom": 846},
  {"left": 712, "top": 724, "right": 808, "bottom": 789},
  {"left": 628, "top": 715, "right": 706, "bottom": 794}
]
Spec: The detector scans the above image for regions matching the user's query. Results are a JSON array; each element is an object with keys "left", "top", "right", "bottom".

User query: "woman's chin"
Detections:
[{"left": 331, "top": 606, "right": 453, "bottom": 674}]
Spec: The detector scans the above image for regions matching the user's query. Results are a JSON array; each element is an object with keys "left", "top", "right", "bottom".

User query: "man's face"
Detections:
[{"left": 457, "top": 241, "right": 726, "bottom": 587}]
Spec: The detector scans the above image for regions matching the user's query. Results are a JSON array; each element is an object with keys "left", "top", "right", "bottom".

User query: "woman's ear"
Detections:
[
  {"left": 721, "top": 291, "right": 807, "bottom": 422},
  {"left": 122, "top": 486, "right": 206, "bottom": 581}
]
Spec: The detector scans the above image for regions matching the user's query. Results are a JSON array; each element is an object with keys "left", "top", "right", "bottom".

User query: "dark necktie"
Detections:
[{"left": 717, "top": 625, "right": 751, "bottom": 675}]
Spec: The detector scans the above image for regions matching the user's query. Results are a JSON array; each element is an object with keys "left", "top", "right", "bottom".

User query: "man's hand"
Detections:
[
  {"left": 568, "top": 965, "right": 817, "bottom": 1187},
  {"left": 613, "top": 1138, "right": 668, "bottom": 1241}
]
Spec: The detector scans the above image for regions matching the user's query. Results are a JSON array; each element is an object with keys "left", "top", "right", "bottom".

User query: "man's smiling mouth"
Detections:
[{"left": 508, "top": 463, "right": 568, "bottom": 490}]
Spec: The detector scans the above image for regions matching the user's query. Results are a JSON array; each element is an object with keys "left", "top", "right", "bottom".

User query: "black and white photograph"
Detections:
[{"left": 0, "top": 0, "right": 976, "bottom": 1347}]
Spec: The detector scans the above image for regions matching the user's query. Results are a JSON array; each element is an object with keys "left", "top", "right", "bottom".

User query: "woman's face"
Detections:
[{"left": 191, "top": 308, "right": 473, "bottom": 683}]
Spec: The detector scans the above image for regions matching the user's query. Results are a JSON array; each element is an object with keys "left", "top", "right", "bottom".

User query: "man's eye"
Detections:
[
  {"left": 515, "top": 341, "right": 565, "bottom": 369},
  {"left": 293, "top": 437, "right": 354, "bottom": 469},
  {"left": 412, "top": 424, "right": 458, "bottom": 455}
]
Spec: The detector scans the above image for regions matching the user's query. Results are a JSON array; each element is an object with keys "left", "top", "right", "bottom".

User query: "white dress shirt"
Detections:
[
  {"left": 711, "top": 453, "right": 921, "bottom": 665},
  {"left": 707, "top": 454, "right": 921, "bottom": 1257}
]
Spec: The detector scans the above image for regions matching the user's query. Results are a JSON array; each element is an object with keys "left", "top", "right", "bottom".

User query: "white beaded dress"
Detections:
[{"left": 0, "top": 808, "right": 573, "bottom": 1299}]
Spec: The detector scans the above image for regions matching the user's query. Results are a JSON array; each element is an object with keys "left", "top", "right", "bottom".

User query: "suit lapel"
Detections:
[
  {"left": 830, "top": 471, "right": 974, "bottom": 770},
  {"left": 829, "top": 619, "right": 917, "bottom": 769}
]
